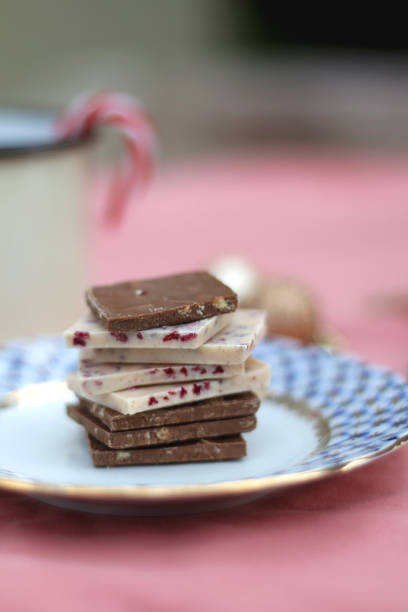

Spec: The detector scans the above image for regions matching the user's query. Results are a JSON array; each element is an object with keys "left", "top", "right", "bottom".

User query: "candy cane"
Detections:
[{"left": 55, "top": 92, "right": 156, "bottom": 223}]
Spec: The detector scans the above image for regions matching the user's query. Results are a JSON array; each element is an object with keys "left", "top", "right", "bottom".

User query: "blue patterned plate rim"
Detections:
[{"left": 0, "top": 337, "right": 407, "bottom": 501}]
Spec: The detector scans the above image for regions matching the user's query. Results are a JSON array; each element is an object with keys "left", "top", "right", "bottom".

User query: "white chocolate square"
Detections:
[
  {"left": 67, "top": 357, "right": 270, "bottom": 415},
  {"left": 64, "top": 312, "right": 232, "bottom": 350},
  {"left": 76, "top": 358, "right": 244, "bottom": 395},
  {"left": 80, "top": 309, "right": 266, "bottom": 366}
]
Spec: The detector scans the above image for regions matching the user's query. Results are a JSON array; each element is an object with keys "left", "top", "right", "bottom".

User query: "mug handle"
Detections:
[{"left": 55, "top": 92, "right": 156, "bottom": 224}]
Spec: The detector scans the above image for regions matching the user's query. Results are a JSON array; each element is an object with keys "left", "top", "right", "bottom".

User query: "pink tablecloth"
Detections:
[{"left": 1, "top": 150, "right": 408, "bottom": 612}]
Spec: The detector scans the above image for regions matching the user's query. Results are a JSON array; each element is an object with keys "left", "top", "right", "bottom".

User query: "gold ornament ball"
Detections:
[{"left": 256, "top": 278, "right": 320, "bottom": 344}]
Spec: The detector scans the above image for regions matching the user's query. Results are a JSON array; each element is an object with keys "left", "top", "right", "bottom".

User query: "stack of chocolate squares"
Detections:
[{"left": 64, "top": 271, "right": 270, "bottom": 466}]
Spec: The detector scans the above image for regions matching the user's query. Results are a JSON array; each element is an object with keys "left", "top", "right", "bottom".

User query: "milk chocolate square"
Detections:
[
  {"left": 86, "top": 271, "right": 237, "bottom": 332},
  {"left": 87, "top": 434, "right": 246, "bottom": 466},
  {"left": 67, "top": 402, "right": 257, "bottom": 449}
]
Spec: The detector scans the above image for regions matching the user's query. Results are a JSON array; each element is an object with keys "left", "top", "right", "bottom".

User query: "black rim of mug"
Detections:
[{"left": 0, "top": 107, "right": 93, "bottom": 158}]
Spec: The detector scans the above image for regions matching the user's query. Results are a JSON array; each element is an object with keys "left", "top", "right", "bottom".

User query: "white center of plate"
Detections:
[{"left": 0, "top": 393, "right": 323, "bottom": 487}]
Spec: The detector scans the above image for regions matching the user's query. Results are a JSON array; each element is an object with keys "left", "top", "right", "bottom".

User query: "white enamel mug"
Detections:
[
  {"left": 0, "top": 110, "right": 91, "bottom": 341},
  {"left": 0, "top": 97, "right": 154, "bottom": 341}
]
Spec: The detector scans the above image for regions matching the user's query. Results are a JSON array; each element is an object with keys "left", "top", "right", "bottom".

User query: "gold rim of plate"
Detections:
[{"left": 1, "top": 381, "right": 407, "bottom": 502}]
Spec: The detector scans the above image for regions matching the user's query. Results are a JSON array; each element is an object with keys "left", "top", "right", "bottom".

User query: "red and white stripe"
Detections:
[{"left": 55, "top": 92, "right": 156, "bottom": 223}]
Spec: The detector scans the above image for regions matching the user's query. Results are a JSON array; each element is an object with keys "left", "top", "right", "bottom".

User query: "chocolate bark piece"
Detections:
[
  {"left": 76, "top": 359, "right": 244, "bottom": 396},
  {"left": 65, "top": 313, "right": 232, "bottom": 350},
  {"left": 67, "top": 357, "right": 269, "bottom": 415},
  {"left": 78, "top": 391, "right": 260, "bottom": 431},
  {"left": 79, "top": 309, "right": 266, "bottom": 366},
  {"left": 86, "top": 271, "right": 238, "bottom": 332},
  {"left": 87, "top": 434, "right": 246, "bottom": 466},
  {"left": 68, "top": 402, "right": 257, "bottom": 449}
]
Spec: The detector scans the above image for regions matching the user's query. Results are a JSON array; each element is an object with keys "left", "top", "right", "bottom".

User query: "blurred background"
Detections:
[
  {"left": 2, "top": 0, "right": 408, "bottom": 159},
  {"left": 1, "top": 0, "right": 408, "bottom": 368}
]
